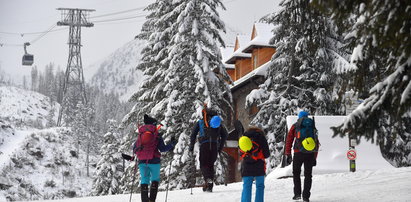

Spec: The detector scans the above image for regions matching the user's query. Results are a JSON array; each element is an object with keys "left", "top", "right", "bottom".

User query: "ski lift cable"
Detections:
[
  {"left": 90, "top": 6, "right": 146, "bottom": 19},
  {"left": 1, "top": 6, "right": 148, "bottom": 37},
  {"left": 93, "top": 14, "right": 146, "bottom": 23},
  {"left": 0, "top": 24, "right": 64, "bottom": 47},
  {"left": 93, "top": 18, "right": 145, "bottom": 26},
  {"left": 1, "top": 13, "right": 145, "bottom": 47},
  {"left": 29, "top": 24, "right": 57, "bottom": 44},
  {"left": 0, "top": 43, "right": 22, "bottom": 47},
  {"left": 0, "top": 22, "right": 60, "bottom": 36}
]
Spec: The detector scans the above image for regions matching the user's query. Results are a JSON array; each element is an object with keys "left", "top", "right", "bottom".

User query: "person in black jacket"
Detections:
[
  {"left": 240, "top": 127, "right": 270, "bottom": 202},
  {"left": 189, "top": 108, "right": 228, "bottom": 192}
]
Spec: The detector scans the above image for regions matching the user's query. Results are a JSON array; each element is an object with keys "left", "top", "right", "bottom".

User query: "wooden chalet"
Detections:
[{"left": 221, "top": 23, "right": 276, "bottom": 183}]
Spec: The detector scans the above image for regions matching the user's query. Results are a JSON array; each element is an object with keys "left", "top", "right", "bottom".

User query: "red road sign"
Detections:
[{"left": 347, "top": 149, "right": 357, "bottom": 160}]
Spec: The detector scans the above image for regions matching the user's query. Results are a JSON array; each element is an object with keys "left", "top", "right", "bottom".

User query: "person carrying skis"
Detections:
[
  {"left": 285, "top": 111, "right": 319, "bottom": 202},
  {"left": 238, "top": 127, "right": 270, "bottom": 202},
  {"left": 123, "top": 114, "right": 176, "bottom": 202},
  {"left": 189, "top": 106, "right": 228, "bottom": 192}
]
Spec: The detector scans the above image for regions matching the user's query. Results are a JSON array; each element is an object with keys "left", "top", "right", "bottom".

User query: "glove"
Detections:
[
  {"left": 286, "top": 155, "right": 293, "bottom": 165},
  {"left": 122, "top": 153, "right": 134, "bottom": 161}
]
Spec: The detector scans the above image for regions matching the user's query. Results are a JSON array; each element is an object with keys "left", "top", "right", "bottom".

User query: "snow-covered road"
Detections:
[{"left": 29, "top": 167, "right": 411, "bottom": 202}]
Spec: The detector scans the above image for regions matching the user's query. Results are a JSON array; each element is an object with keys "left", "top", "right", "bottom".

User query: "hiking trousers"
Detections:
[
  {"left": 139, "top": 163, "right": 161, "bottom": 185},
  {"left": 241, "top": 176, "right": 265, "bottom": 202},
  {"left": 292, "top": 152, "right": 315, "bottom": 199},
  {"left": 199, "top": 142, "right": 218, "bottom": 181}
]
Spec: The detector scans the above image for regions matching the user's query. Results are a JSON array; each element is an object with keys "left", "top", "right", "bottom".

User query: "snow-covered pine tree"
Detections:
[
  {"left": 163, "top": 0, "right": 232, "bottom": 189},
  {"left": 120, "top": 0, "right": 178, "bottom": 192},
  {"left": 315, "top": 0, "right": 411, "bottom": 167},
  {"left": 46, "top": 98, "right": 56, "bottom": 128},
  {"left": 72, "top": 102, "right": 97, "bottom": 176},
  {"left": 246, "top": 0, "right": 347, "bottom": 170},
  {"left": 92, "top": 120, "right": 123, "bottom": 196},
  {"left": 122, "top": 0, "right": 232, "bottom": 189}
]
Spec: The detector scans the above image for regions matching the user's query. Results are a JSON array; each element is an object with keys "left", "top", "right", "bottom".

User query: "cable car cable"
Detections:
[
  {"left": 90, "top": 6, "right": 146, "bottom": 19},
  {"left": 93, "top": 14, "right": 146, "bottom": 23}
]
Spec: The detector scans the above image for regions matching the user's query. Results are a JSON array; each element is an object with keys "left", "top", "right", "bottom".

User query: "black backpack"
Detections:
[{"left": 197, "top": 119, "right": 220, "bottom": 144}]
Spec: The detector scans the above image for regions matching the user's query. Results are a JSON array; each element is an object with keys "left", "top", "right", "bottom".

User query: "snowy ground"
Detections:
[
  {"left": 0, "top": 86, "right": 59, "bottom": 126},
  {"left": 24, "top": 167, "right": 411, "bottom": 202},
  {"left": 0, "top": 130, "right": 33, "bottom": 171}
]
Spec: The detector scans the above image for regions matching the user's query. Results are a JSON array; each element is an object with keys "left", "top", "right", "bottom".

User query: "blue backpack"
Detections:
[{"left": 294, "top": 117, "right": 319, "bottom": 153}]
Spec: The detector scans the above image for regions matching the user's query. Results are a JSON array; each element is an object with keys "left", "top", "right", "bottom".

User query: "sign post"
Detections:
[{"left": 348, "top": 137, "right": 357, "bottom": 172}]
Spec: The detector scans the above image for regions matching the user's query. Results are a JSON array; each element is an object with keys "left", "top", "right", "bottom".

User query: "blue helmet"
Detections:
[
  {"left": 298, "top": 111, "right": 309, "bottom": 119},
  {"left": 210, "top": 115, "right": 222, "bottom": 128}
]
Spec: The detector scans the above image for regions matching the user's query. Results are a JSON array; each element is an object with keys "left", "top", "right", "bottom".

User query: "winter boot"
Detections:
[
  {"left": 303, "top": 198, "right": 310, "bottom": 202},
  {"left": 149, "top": 181, "right": 159, "bottom": 202},
  {"left": 292, "top": 195, "right": 301, "bottom": 200},
  {"left": 141, "top": 184, "right": 149, "bottom": 202},
  {"left": 206, "top": 178, "right": 213, "bottom": 192},
  {"left": 202, "top": 180, "right": 209, "bottom": 192}
]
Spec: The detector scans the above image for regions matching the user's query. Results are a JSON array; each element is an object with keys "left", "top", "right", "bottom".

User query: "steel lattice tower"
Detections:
[{"left": 57, "top": 8, "right": 94, "bottom": 126}]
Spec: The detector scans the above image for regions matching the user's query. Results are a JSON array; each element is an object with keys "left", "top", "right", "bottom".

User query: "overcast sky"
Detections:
[{"left": 0, "top": 0, "right": 279, "bottom": 82}]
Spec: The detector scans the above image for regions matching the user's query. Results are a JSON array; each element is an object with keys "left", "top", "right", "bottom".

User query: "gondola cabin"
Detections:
[
  {"left": 22, "top": 42, "right": 34, "bottom": 66},
  {"left": 22, "top": 54, "right": 34, "bottom": 66}
]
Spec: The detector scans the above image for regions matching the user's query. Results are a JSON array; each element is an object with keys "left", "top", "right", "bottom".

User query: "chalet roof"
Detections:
[
  {"left": 242, "top": 23, "right": 276, "bottom": 53},
  {"left": 225, "top": 35, "right": 252, "bottom": 64},
  {"left": 230, "top": 61, "right": 271, "bottom": 91},
  {"left": 220, "top": 46, "right": 236, "bottom": 69}
]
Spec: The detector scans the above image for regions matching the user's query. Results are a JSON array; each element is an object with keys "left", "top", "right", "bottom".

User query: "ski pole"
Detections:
[
  {"left": 190, "top": 157, "right": 196, "bottom": 195},
  {"left": 129, "top": 158, "right": 138, "bottom": 202},
  {"left": 165, "top": 155, "right": 173, "bottom": 202}
]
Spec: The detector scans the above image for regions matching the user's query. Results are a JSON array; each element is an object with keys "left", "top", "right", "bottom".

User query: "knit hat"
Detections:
[
  {"left": 143, "top": 114, "right": 157, "bottom": 125},
  {"left": 298, "top": 111, "right": 309, "bottom": 119}
]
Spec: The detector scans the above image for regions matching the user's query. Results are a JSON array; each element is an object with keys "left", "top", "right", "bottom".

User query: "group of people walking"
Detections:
[{"left": 124, "top": 107, "right": 319, "bottom": 202}]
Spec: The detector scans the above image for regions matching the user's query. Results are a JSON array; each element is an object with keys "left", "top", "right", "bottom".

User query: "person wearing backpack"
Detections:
[
  {"left": 238, "top": 127, "right": 270, "bottom": 202},
  {"left": 285, "top": 111, "right": 319, "bottom": 202},
  {"left": 189, "top": 107, "right": 228, "bottom": 192},
  {"left": 124, "top": 114, "right": 176, "bottom": 202}
]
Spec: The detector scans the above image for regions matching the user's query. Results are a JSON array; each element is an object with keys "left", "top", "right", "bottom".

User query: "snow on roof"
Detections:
[
  {"left": 220, "top": 46, "right": 234, "bottom": 62},
  {"left": 236, "top": 35, "right": 250, "bottom": 49},
  {"left": 220, "top": 46, "right": 236, "bottom": 69},
  {"left": 224, "top": 63, "right": 235, "bottom": 69},
  {"left": 242, "top": 23, "right": 277, "bottom": 53},
  {"left": 230, "top": 61, "right": 271, "bottom": 90},
  {"left": 225, "top": 35, "right": 252, "bottom": 64}
]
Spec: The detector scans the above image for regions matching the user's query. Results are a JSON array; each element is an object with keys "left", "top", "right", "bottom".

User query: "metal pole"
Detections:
[
  {"left": 190, "top": 157, "right": 195, "bottom": 195},
  {"left": 349, "top": 134, "right": 356, "bottom": 172},
  {"left": 129, "top": 159, "right": 138, "bottom": 202},
  {"left": 165, "top": 157, "right": 173, "bottom": 202}
]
